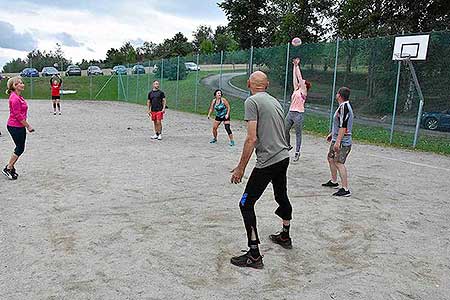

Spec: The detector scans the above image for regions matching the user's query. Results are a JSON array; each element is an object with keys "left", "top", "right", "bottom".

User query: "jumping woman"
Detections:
[{"left": 285, "top": 57, "right": 311, "bottom": 161}]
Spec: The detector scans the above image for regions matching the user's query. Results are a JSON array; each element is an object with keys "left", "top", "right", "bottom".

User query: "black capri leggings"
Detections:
[
  {"left": 7, "top": 126, "right": 27, "bottom": 156},
  {"left": 239, "top": 157, "right": 292, "bottom": 247}
]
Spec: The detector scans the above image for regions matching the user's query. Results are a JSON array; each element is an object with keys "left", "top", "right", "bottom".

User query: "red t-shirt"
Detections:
[{"left": 51, "top": 81, "right": 61, "bottom": 96}]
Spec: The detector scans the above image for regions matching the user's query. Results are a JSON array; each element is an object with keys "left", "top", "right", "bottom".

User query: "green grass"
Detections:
[
  {"left": 0, "top": 75, "right": 119, "bottom": 101},
  {"left": 229, "top": 73, "right": 450, "bottom": 155},
  {"left": 2, "top": 73, "right": 449, "bottom": 155}
]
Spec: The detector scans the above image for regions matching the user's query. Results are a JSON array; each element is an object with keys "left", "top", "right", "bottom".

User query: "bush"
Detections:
[{"left": 154, "top": 58, "right": 187, "bottom": 81}]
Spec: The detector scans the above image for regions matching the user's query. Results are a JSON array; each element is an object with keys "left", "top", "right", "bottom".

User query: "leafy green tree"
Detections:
[
  {"left": 193, "top": 25, "right": 214, "bottom": 52},
  {"left": 218, "top": 0, "right": 269, "bottom": 49},
  {"left": 154, "top": 32, "right": 193, "bottom": 58},
  {"left": 268, "top": 0, "right": 334, "bottom": 45},
  {"left": 2, "top": 58, "right": 27, "bottom": 73},
  {"left": 200, "top": 39, "right": 214, "bottom": 54}
]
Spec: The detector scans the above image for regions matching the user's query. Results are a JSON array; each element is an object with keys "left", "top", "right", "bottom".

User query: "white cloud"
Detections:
[{"left": 0, "top": 1, "right": 227, "bottom": 68}]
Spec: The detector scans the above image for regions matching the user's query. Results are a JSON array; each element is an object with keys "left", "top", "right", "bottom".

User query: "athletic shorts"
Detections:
[
  {"left": 151, "top": 111, "right": 164, "bottom": 121},
  {"left": 215, "top": 116, "right": 230, "bottom": 122},
  {"left": 328, "top": 142, "right": 351, "bottom": 164},
  {"left": 52, "top": 95, "right": 60, "bottom": 100}
]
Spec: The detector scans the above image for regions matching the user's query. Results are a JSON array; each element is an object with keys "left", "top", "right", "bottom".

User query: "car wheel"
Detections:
[{"left": 425, "top": 117, "right": 439, "bottom": 130}]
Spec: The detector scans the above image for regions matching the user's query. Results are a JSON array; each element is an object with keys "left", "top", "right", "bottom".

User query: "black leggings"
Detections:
[
  {"left": 7, "top": 126, "right": 26, "bottom": 156},
  {"left": 239, "top": 157, "right": 292, "bottom": 246}
]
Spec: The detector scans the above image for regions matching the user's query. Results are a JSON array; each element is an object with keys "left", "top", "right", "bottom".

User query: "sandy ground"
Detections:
[{"left": 0, "top": 100, "right": 449, "bottom": 300}]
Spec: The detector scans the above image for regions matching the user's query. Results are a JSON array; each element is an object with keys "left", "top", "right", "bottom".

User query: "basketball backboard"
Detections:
[{"left": 392, "top": 34, "right": 430, "bottom": 61}]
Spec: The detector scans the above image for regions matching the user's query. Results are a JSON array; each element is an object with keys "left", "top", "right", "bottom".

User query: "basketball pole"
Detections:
[
  {"left": 404, "top": 57, "right": 426, "bottom": 148},
  {"left": 329, "top": 37, "right": 340, "bottom": 130},
  {"left": 389, "top": 61, "right": 402, "bottom": 143}
]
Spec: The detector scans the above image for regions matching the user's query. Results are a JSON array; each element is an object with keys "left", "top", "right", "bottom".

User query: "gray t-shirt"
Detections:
[
  {"left": 332, "top": 101, "right": 354, "bottom": 146},
  {"left": 244, "top": 92, "right": 290, "bottom": 168}
]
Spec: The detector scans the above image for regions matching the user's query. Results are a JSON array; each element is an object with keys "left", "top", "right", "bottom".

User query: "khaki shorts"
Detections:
[{"left": 328, "top": 142, "right": 351, "bottom": 164}]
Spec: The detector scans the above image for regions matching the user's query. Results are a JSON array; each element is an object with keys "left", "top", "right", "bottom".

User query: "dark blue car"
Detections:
[
  {"left": 20, "top": 68, "right": 39, "bottom": 77},
  {"left": 421, "top": 109, "right": 450, "bottom": 131}
]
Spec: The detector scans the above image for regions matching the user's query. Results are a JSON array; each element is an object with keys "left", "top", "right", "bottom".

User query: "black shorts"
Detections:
[
  {"left": 52, "top": 96, "right": 60, "bottom": 100},
  {"left": 215, "top": 116, "right": 230, "bottom": 122}
]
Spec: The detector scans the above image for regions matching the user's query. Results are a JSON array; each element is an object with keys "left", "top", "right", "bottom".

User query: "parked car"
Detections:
[
  {"left": 132, "top": 65, "right": 146, "bottom": 74},
  {"left": 65, "top": 65, "right": 81, "bottom": 76},
  {"left": 421, "top": 109, "right": 450, "bottom": 131},
  {"left": 185, "top": 62, "right": 200, "bottom": 71},
  {"left": 87, "top": 66, "right": 103, "bottom": 76},
  {"left": 20, "top": 68, "right": 39, "bottom": 77},
  {"left": 41, "top": 66, "right": 60, "bottom": 77},
  {"left": 112, "top": 65, "right": 127, "bottom": 75}
]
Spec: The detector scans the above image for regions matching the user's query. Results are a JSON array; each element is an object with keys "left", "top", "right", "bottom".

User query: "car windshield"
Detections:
[
  {"left": 43, "top": 67, "right": 58, "bottom": 72},
  {"left": 186, "top": 63, "right": 195, "bottom": 67},
  {"left": 114, "top": 65, "right": 125, "bottom": 70},
  {"left": 92, "top": 66, "right": 100, "bottom": 70}
]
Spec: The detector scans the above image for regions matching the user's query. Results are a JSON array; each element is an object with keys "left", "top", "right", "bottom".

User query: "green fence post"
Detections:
[
  {"left": 176, "top": 56, "right": 180, "bottom": 109},
  {"left": 329, "top": 37, "right": 340, "bottom": 130},
  {"left": 195, "top": 53, "right": 199, "bottom": 113},
  {"left": 283, "top": 43, "right": 290, "bottom": 113}
]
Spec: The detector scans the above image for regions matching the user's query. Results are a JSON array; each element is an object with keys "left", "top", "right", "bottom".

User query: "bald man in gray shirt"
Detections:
[{"left": 230, "top": 71, "right": 293, "bottom": 269}]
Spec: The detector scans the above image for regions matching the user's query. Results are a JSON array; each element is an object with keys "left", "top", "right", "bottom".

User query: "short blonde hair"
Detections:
[{"left": 6, "top": 76, "right": 23, "bottom": 95}]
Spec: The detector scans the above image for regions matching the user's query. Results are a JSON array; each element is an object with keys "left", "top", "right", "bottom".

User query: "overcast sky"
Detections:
[{"left": 0, "top": 0, "right": 227, "bottom": 70}]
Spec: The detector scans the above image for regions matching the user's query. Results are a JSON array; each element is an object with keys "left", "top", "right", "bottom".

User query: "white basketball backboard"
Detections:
[{"left": 392, "top": 34, "right": 430, "bottom": 61}]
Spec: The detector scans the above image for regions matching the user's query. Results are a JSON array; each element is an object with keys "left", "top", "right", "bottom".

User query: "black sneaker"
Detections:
[
  {"left": 2, "top": 166, "right": 14, "bottom": 180},
  {"left": 10, "top": 168, "right": 18, "bottom": 180},
  {"left": 322, "top": 180, "right": 339, "bottom": 188},
  {"left": 269, "top": 232, "right": 292, "bottom": 249},
  {"left": 333, "top": 188, "right": 351, "bottom": 197},
  {"left": 230, "top": 250, "right": 264, "bottom": 269}
]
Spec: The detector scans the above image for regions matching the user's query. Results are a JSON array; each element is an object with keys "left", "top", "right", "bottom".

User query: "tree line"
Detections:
[{"left": 2, "top": 0, "right": 449, "bottom": 73}]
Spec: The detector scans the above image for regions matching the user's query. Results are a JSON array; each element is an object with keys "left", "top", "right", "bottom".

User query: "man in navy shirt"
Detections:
[{"left": 147, "top": 80, "right": 166, "bottom": 140}]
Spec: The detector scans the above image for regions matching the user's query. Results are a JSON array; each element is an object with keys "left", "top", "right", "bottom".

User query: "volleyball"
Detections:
[{"left": 291, "top": 37, "right": 302, "bottom": 47}]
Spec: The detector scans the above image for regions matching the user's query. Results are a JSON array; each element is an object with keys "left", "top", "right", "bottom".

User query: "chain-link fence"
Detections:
[{"left": 2, "top": 31, "right": 449, "bottom": 154}]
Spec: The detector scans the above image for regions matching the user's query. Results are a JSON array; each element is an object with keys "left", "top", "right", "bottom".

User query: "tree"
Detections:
[
  {"left": 137, "top": 41, "right": 157, "bottom": 61},
  {"left": 193, "top": 25, "right": 214, "bottom": 52},
  {"left": 154, "top": 32, "right": 193, "bottom": 58},
  {"left": 267, "top": 0, "right": 334, "bottom": 45},
  {"left": 119, "top": 42, "right": 137, "bottom": 63},
  {"left": 200, "top": 39, "right": 214, "bottom": 54},
  {"left": 2, "top": 58, "right": 27, "bottom": 73},
  {"left": 213, "top": 26, "right": 240, "bottom": 52},
  {"left": 218, "top": 0, "right": 269, "bottom": 49}
]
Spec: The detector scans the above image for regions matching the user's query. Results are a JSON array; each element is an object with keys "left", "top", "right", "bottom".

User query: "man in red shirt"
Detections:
[{"left": 50, "top": 75, "right": 63, "bottom": 115}]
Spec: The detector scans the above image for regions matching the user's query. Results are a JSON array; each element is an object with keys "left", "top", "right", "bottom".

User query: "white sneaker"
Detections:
[
  {"left": 59, "top": 111, "right": 62, "bottom": 115},
  {"left": 151, "top": 134, "right": 158, "bottom": 139},
  {"left": 157, "top": 134, "right": 162, "bottom": 140}
]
